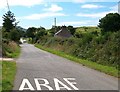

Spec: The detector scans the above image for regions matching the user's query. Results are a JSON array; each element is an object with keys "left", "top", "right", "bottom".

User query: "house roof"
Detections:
[{"left": 54, "top": 26, "right": 72, "bottom": 38}]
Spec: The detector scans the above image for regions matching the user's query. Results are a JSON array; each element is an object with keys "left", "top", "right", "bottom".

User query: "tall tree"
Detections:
[
  {"left": 2, "top": 11, "right": 16, "bottom": 32},
  {"left": 98, "top": 13, "right": 120, "bottom": 33}
]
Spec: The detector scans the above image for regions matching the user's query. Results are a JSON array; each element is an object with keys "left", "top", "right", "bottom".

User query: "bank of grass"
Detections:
[
  {"left": 35, "top": 44, "right": 119, "bottom": 77},
  {"left": 3, "top": 41, "right": 21, "bottom": 58},
  {"left": 0, "top": 61, "right": 2, "bottom": 92},
  {"left": 2, "top": 61, "right": 16, "bottom": 91}
]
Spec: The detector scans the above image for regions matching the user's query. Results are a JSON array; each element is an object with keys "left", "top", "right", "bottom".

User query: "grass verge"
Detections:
[
  {"left": 3, "top": 41, "right": 21, "bottom": 58},
  {"left": 2, "top": 61, "right": 16, "bottom": 91},
  {"left": 35, "top": 44, "right": 119, "bottom": 77},
  {"left": 6, "top": 45, "right": 20, "bottom": 58},
  {"left": 0, "top": 61, "right": 2, "bottom": 92}
]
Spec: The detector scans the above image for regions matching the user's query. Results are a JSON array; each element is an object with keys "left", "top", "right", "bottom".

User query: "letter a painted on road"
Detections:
[
  {"left": 54, "top": 78, "right": 72, "bottom": 90},
  {"left": 19, "top": 79, "right": 35, "bottom": 90}
]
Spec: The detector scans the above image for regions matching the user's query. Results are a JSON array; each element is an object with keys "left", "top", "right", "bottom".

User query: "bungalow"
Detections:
[{"left": 54, "top": 26, "right": 72, "bottom": 38}]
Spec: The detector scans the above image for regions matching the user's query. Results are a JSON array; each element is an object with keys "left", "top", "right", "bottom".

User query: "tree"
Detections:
[
  {"left": 2, "top": 11, "right": 16, "bottom": 32},
  {"left": 68, "top": 25, "right": 75, "bottom": 35},
  {"left": 9, "top": 28, "right": 20, "bottom": 42},
  {"left": 26, "top": 27, "right": 36, "bottom": 39},
  {"left": 98, "top": 13, "right": 120, "bottom": 33}
]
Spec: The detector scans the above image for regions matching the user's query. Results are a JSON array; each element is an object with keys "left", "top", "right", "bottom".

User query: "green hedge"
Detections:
[{"left": 36, "top": 31, "right": 120, "bottom": 68}]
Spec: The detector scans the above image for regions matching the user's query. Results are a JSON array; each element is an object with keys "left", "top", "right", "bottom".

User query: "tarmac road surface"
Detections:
[{"left": 13, "top": 43, "right": 118, "bottom": 90}]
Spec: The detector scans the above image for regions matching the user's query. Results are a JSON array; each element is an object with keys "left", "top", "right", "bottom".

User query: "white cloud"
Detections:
[
  {"left": 72, "top": 0, "right": 85, "bottom": 3},
  {"left": 18, "top": 12, "right": 66, "bottom": 20},
  {"left": 76, "top": 10, "right": 117, "bottom": 18},
  {"left": 81, "top": 4, "right": 104, "bottom": 9},
  {"left": 0, "top": 0, "right": 118, "bottom": 10},
  {"left": 72, "top": 0, "right": 119, "bottom": 2},
  {"left": 110, "top": 5, "right": 118, "bottom": 12},
  {"left": 43, "top": 4, "right": 63, "bottom": 12},
  {"left": 0, "top": 0, "right": 43, "bottom": 9}
]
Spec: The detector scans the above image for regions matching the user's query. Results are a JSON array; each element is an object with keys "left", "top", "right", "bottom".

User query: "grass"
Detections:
[
  {"left": 3, "top": 41, "right": 21, "bottom": 58},
  {"left": 6, "top": 43, "right": 20, "bottom": 58},
  {"left": 76, "top": 26, "right": 101, "bottom": 33},
  {"left": 35, "top": 44, "right": 119, "bottom": 78},
  {"left": 0, "top": 61, "right": 2, "bottom": 92},
  {"left": 6, "top": 48, "right": 20, "bottom": 58},
  {"left": 2, "top": 61, "right": 16, "bottom": 91}
]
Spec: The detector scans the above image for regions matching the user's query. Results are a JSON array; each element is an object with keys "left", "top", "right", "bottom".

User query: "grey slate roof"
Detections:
[{"left": 54, "top": 26, "right": 72, "bottom": 38}]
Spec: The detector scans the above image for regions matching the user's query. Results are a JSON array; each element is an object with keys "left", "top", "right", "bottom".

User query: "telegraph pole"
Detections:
[
  {"left": 54, "top": 18, "right": 56, "bottom": 32},
  {"left": 6, "top": 0, "right": 10, "bottom": 11}
]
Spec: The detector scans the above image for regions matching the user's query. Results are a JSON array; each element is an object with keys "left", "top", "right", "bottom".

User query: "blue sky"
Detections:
[{"left": 0, "top": 0, "right": 119, "bottom": 29}]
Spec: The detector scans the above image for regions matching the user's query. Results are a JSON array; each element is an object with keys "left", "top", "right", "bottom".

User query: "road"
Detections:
[{"left": 13, "top": 43, "right": 118, "bottom": 90}]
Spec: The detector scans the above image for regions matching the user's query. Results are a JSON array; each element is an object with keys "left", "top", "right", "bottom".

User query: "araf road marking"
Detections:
[
  {"left": 34, "top": 78, "right": 53, "bottom": 90},
  {"left": 19, "top": 79, "right": 34, "bottom": 90},
  {"left": 19, "top": 78, "right": 79, "bottom": 90}
]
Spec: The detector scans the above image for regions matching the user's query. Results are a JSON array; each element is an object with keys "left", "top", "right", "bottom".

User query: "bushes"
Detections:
[
  {"left": 36, "top": 30, "right": 120, "bottom": 68},
  {"left": 2, "top": 41, "right": 20, "bottom": 58}
]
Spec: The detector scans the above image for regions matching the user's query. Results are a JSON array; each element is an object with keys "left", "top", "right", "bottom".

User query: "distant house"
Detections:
[{"left": 54, "top": 26, "right": 72, "bottom": 38}]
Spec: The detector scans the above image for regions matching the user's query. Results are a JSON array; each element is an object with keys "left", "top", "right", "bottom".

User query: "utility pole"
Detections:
[
  {"left": 6, "top": 0, "right": 10, "bottom": 11},
  {"left": 54, "top": 18, "right": 56, "bottom": 32}
]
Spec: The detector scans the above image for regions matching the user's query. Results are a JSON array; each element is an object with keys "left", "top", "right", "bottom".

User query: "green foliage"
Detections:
[
  {"left": 26, "top": 27, "right": 36, "bottom": 39},
  {"left": 26, "top": 26, "right": 47, "bottom": 43},
  {"left": 9, "top": 29, "right": 20, "bottom": 42},
  {"left": 67, "top": 25, "right": 75, "bottom": 35},
  {"left": 2, "top": 11, "right": 16, "bottom": 32},
  {"left": 98, "top": 13, "right": 120, "bottom": 33},
  {"left": 2, "top": 41, "right": 20, "bottom": 58},
  {"left": 35, "top": 44, "right": 119, "bottom": 77},
  {"left": 74, "top": 27, "right": 100, "bottom": 38},
  {"left": 2, "top": 11, "right": 24, "bottom": 43},
  {"left": 2, "top": 61, "right": 16, "bottom": 91},
  {"left": 36, "top": 30, "right": 120, "bottom": 68}
]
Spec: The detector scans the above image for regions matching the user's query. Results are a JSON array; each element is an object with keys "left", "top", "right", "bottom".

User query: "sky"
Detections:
[{"left": 0, "top": 0, "right": 119, "bottom": 29}]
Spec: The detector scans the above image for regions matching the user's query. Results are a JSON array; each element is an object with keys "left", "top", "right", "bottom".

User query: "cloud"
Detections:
[
  {"left": 72, "top": 0, "right": 119, "bottom": 2},
  {"left": 110, "top": 5, "right": 118, "bottom": 12},
  {"left": 81, "top": 4, "right": 104, "bottom": 9},
  {"left": 76, "top": 10, "right": 117, "bottom": 18},
  {"left": 0, "top": 0, "right": 43, "bottom": 9},
  {"left": 18, "top": 12, "right": 66, "bottom": 20},
  {"left": 72, "top": 0, "right": 85, "bottom": 3},
  {"left": 44, "top": 0, "right": 119, "bottom": 3},
  {"left": 43, "top": 4, "right": 63, "bottom": 12},
  {"left": 0, "top": 0, "right": 118, "bottom": 10}
]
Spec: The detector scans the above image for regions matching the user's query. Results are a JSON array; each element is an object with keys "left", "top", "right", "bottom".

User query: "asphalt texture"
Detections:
[{"left": 13, "top": 43, "right": 118, "bottom": 90}]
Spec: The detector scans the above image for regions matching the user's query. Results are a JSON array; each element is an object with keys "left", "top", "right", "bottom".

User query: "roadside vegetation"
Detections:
[
  {"left": 0, "top": 61, "right": 2, "bottom": 92},
  {"left": 2, "top": 41, "right": 20, "bottom": 58},
  {"left": 26, "top": 13, "right": 120, "bottom": 77},
  {"left": 2, "top": 11, "right": 25, "bottom": 58},
  {"left": 35, "top": 44, "right": 118, "bottom": 77},
  {"left": 2, "top": 61, "right": 16, "bottom": 91},
  {"left": 1, "top": 10, "right": 24, "bottom": 91}
]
